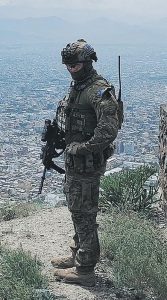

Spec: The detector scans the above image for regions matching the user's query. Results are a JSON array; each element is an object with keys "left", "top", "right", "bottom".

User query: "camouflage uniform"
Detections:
[
  {"left": 59, "top": 69, "right": 119, "bottom": 273},
  {"left": 54, "top": 39, "right": 119, "bottom": 277}
]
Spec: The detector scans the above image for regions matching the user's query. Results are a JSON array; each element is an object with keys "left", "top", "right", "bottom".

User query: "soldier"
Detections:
[{"left": 51, "top": 39, "right": 119, "bottom": 286}]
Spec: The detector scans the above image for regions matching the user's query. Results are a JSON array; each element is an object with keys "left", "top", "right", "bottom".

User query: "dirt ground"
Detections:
[{"left": 0, "top": 206, "right": 121, "bottom": 300}]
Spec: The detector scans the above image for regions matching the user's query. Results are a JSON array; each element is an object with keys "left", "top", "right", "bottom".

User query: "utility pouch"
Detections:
[
  {"left": 93, "top": 151, "right": 104, "bottom": 169},
  {"left": 66, "top": 154, "right": 74, "bottom": 168},
  {"left": 73, "top": 155, "right": 85, "bottom": 174},
  {"left": 103, "top": 144, "right": 115, "bottom": 160},
  {"left": 85, "top": 154, "right": 94, "bottom": 173}
]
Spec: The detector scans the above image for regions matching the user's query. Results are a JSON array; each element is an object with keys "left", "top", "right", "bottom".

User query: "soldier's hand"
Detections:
[
  {"left": 66, "top": 142, "right": 90, "bottom": 156},
  {"left": 66, "top": 142, "right": 80, "bottom": 155}
]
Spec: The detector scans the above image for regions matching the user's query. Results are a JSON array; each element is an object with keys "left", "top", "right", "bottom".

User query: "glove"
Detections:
[{"left": 66, "top": 142, "right": 90, "bottom": 156}]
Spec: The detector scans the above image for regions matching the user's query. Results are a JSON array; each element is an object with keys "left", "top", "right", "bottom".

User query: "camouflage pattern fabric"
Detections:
[
  {"left": 61, "top": 39, "right": 98, "bottom": 64},
  {"left": 64, "top": 71, "right": 119, "bottom": 151},
  {"left": 64, "top": 174, "right": 101, "bottom": 271},
  {"left": 62, "top": 70, "right": 119, "bottom": 271}
]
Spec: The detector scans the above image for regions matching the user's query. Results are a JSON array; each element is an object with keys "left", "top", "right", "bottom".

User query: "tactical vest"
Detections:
[
  {"left": 63, "top": 73, "right": 115, "bottom": 145},
  {"left": 56, "top": 73, "right": 116, "bottom": 175}
]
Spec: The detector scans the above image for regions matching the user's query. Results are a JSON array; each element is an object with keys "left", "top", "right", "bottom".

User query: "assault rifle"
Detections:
[{"left": 38, "top": 119, "right": 65, "bottom": 194}]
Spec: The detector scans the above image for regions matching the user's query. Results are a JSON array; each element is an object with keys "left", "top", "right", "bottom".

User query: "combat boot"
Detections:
[
  {"left": 53, "top": 267, "right": 96, "bottom": 287},
  {"left": 51, "top": 255, "right": 75, "bottom": 269}
]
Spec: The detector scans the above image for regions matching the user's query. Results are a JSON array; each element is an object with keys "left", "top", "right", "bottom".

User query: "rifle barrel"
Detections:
[{"left": 38, "top": 166, "right": 47, "bottom": 194}]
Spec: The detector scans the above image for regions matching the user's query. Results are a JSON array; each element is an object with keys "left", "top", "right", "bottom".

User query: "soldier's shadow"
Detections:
[
  {"left": 79, "top": 274, "right": 139, "bottom": 300},
  {"left": 78, "top": 274, "right": 116, "bottom": 300}
]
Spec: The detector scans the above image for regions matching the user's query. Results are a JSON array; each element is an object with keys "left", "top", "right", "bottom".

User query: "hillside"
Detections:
[{"left": 0, "top": 206, "right": 118, "bottom": 300}]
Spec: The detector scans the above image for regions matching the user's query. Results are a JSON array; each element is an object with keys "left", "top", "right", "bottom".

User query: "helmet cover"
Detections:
[{"left": 61, "top": 39, "right": 97, "bottom": 64}]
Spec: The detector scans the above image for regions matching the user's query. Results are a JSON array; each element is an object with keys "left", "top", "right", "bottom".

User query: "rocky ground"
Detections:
[{"left": 0, "top": 205, "right": 159, "bottom": 300}]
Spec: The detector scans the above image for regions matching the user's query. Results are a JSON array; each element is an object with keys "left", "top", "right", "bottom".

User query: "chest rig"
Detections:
[
  {"left": 57, "top": 73, "right": 116, "bottom": 175},
  {"left": 64, "top": 73, "right": 109, "bottom": 142},
  {"left": 65, "top": 88, "right": 96, "bottom": 139},
  {"left": 56, "top": 72, "right": 114, "bottom": 146}
]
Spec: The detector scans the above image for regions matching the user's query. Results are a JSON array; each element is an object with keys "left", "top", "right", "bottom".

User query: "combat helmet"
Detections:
[{"left": 61, "top": 39, "right": 98, "bottom": 64}]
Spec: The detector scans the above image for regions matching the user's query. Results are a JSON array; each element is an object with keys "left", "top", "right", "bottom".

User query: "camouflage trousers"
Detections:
[{"left": 64, "top": 173, "right": 101, "bottom": 272}]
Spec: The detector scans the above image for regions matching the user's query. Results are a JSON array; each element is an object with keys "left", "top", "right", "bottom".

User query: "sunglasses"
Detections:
[
  {"left": 66, "top": 63, "right": 83, "bottom": 73},
  {"left": 66, "top": 63, "right": 83, "bottom": 68}
]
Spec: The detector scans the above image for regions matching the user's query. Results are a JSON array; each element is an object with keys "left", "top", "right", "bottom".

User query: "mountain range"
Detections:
[{"left": 0, "top": 16, "right": 166, "bottom": 45}]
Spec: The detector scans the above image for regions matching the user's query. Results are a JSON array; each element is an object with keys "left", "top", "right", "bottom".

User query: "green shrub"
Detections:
[
  {"left": 100, "top": 211, "right": 167, "bottom": 300},
  {"left": 0, "top": 246, "right": 48, "bottom": 300},
  {"left": 100, "top": 165, "right": 159, "bottom": 215},
  {"left": 0, "top": 202, "right": 39, "bottom": 221}
]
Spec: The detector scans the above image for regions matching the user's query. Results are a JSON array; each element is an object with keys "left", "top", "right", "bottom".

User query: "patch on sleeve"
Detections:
[
  {"left": 97, "top": 87, "right": 112, "bottom": 98},
  {"left": 97, "top": 89, "right": 107, "bottom": 97}
]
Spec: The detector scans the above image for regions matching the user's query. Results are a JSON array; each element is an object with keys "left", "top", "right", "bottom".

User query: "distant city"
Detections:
[{"left": 0, "top": 44, "right": 167, "bottom": 203}]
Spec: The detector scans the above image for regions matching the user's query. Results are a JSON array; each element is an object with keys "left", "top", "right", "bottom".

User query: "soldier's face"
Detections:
[{"left": 66, "top": 63, "right": 83, "bottom": 74}]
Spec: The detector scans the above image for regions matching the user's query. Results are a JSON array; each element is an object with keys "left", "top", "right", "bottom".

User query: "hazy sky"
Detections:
[{"left": 0, "top": 0, "right": 166, "bottom": 23}]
